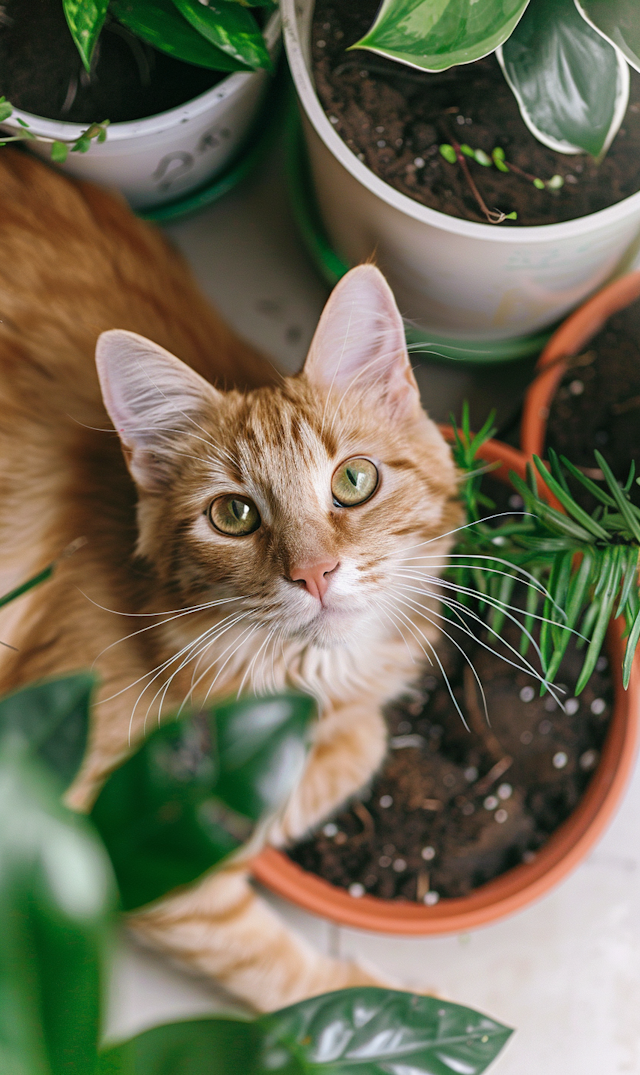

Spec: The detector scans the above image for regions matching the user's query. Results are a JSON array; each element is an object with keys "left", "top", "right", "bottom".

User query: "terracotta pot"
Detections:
[
  {"left": 521, "top": 270, "right": 640, "bottom": 459},
  {"left": 251, "top": 435, "right": 640, "bottom": 934}
]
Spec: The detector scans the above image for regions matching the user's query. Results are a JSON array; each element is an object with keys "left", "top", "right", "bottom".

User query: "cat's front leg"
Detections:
[
  {"left": 268, "top": 702, "right": 388, "bottom": 846},
  {"left": 128, "top": 861, "right": 396, "bottom": 1011}
]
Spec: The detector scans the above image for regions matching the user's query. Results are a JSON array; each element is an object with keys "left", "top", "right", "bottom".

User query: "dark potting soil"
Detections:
[
  {"left": 289, "top": 624, "right": 612, "bottom": 902},
  {"left": 546, "top": 297, "right": 640, "bottom": 512},
  {"left": 311, "top": 0, "right": 640, "bottom": 227},
  {"left": 0, "top": 0, "right": 226, "bottom": 124}
]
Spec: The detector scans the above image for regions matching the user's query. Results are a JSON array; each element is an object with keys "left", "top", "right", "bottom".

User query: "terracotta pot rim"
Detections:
[
  {"left": 521, "top": 270, "right": 640, "bottom": 460},
  {"left": 251, "top": 437, "right": 639, "bottom": 933}
]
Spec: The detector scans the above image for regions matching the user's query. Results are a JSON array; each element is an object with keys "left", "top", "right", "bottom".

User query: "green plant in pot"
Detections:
[
  {"left": 0, "top": 0, "right": 280, "bottom": 209},
  {"left": 350, "top": 0, "right": 640, "bottom": 225},
  {"left": 0, "top": 666, "right": 513, "bottom": 1075},
  {"left": 282, "top": 0, "right": 640, "bottom": 362},
  {"left": 355, "top": 1, "right": 640, "bottom": 164},
  {"left": 256, "top": 416, "right": 640, "bottom": 928}
]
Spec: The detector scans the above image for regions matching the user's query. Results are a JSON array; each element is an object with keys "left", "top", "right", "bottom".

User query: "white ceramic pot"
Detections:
[
  {"left": 1, "top": 11, "right": 280, "bottom": 211},
  {"left": 283, "top": 0, "right": 640, "bottom": 356}
]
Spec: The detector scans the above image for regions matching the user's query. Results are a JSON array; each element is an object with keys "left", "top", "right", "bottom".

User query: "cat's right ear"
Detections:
[{"left": 96, "top": 330, "right": 220, "bottom": 492}]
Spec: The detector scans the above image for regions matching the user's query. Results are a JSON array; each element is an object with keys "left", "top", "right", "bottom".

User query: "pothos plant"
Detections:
[
  {"left": 446, "top": 406, "right": 640, "bottom": 701},
  {"left": 0, "top": 0, "right": 274, "bottom": 163},
  {"left": 0, "top": 667, "right": 512, "bottom": 1075},
  {"left": 353, "top": 0, "right": 640, "bottom": 161}
]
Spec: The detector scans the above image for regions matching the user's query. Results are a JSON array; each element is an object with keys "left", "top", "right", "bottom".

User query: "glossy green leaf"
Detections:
[
  {"left": 91, "top": 693, "right": 315, "bottom": 910},
  {"left": 576, "top": 0, "right": 640, "bottom": 73},
  {"left": 0, "top": 742, "right": 116, "bottom": 1075},
  {"left": 99, "top": 991, "right": 512, "bottom": 1075},
  {"left": 171, "top": 0, "right": 272, "bottom": 71},
  {"left": 0, "top": 673, "right": 94, "bottom": 790},
  {"left": 62, "top": 0, "right": 110, "bottom": 72},
  {"left": 498, "top": 0, "right": 629, "bottom": 157},
  {"left": 351, "top": 0, "right": 530, "bottom": 73},
  {"left": 110, "top": 0, "right": 251, "bottom": 71},
  {"left": 257, "top": 988, "right": 513, "bottom": 1074},
  {"left": 98, "top": 1017, "right": 257, "bottom": 1075}
]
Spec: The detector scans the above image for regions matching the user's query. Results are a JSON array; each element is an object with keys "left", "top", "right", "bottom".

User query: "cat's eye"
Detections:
[
  {"left": 331, "top": 458, "right": 379, "bottom": 507},
  {"left": 209, "top": 495, "right": 260, "bottom": 536}
]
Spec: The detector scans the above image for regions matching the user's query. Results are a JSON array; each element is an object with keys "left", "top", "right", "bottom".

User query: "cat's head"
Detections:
[{"left": 96, "top": 265, "right": 459, "bottom": 648}]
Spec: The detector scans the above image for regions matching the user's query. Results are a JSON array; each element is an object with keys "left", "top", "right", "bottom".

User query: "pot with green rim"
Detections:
[{"left": 281, "top": 0, "right": 640, "bottom": 363}]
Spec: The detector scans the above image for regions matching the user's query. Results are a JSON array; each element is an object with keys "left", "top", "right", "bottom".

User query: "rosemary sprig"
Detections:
[{"left": 448, "top": 419, "right": 640, "bottom": 692}]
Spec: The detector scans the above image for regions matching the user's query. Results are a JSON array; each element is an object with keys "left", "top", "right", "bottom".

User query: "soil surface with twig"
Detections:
[
  {"left": 311, "top": 0, "right": 640, "bottom": 226},
  {"left": 289, "top": 621, "right": 612, "bottom": 902},
  {"left": 0, "top": 0, "right": 225, "bottom": 124},
  {"left": 546, "top": 297, "right": 640, "bottom": 512}
]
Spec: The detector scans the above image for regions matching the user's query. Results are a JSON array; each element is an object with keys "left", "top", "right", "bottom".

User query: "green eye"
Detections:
[
  {"left": 209, "top": 495, "right": 260, "bottom": 536},
  {"left": 331, "top": 458, "right": 379, "bottom": 507}
]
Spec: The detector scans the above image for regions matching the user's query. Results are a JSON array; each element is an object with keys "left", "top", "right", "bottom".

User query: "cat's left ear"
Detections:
[
  {"left": 302, "top": 264, "right": 420, "bottom": 417},
  {"left": 96, "top": 329, "right": 221, "bottom": 492}
]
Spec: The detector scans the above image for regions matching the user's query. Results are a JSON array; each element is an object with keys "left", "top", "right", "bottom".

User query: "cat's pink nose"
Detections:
[{"left": 290, "top": 559, "right": 339, "bottom": 602}]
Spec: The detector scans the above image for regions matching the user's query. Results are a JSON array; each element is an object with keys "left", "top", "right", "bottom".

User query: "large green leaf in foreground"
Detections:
[
  {"left": 351, "top": 0, "right": 530, "bottom": 72},
  {"left": 0, "top": 673, "right": 94, "bottom": 790},
  {"left": 99, "top": 990, "right": 513, "bottom": 1074},
  {"left": 0, "top": 744, "right": 116, "bottom": 1075},
  {"left": 91, "top": 693, "right": 315, "bottom": 910},
  {"left": 498, "top": 0, "right": 628, "bottom": 157}
]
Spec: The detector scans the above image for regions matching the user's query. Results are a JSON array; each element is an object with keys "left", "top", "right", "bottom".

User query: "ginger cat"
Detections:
[{"left": 0, "top": 149, "right": 460, "bottom": 1011}]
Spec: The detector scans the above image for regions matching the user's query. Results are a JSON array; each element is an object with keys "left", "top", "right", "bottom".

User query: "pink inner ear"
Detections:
[
  {"left": 302, "top": 265, "right": 415, "bottom": 403},
  {"left": 95, "top": 329, "right": 220, "bottom": 492}
]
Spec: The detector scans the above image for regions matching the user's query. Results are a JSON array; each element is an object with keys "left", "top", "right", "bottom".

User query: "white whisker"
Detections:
[
  {"left": 379, "top": 597, "right": 469, "bottom": 731},
  {"left": 392, "top": 576, "right": 564, "bottom": 706}
]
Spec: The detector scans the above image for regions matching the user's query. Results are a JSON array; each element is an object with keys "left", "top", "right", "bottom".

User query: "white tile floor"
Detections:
[{"left": 106, "top": 141, "right": 640, "bottom": 1073}]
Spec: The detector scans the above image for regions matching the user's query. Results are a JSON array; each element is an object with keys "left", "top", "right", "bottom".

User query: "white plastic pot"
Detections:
[
  {"left": 1, "top": 11, "right": 280, "bottom": 211},
  {"left": 283, "top": 0, "right": 640, "bottom": 358}
]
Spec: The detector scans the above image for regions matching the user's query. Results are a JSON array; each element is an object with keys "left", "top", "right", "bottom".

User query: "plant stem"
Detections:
[{"left": 449, "top": 136, "right": 512, "bottom": 224}]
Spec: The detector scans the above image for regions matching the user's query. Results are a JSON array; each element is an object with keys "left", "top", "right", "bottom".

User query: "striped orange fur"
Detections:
[{"left": 0, "top": 149, "right": 459, "bottom": 1010}]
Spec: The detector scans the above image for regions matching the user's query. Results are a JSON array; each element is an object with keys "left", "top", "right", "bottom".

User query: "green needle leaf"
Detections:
[
  {"left": 559, "top": 455, "right": 617, "bottom": 507},
  {"left": 594, "top": 450, "right": 640, "bottom": 544},
  {"left": 576, "top": 546, "right": 624, "bottom": 693},
  {"left": 623, "top": 608, "right": 640, "bottom": 688},
  {"left": 532, "top": 456, "right": 609, "bottom": 540}
]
